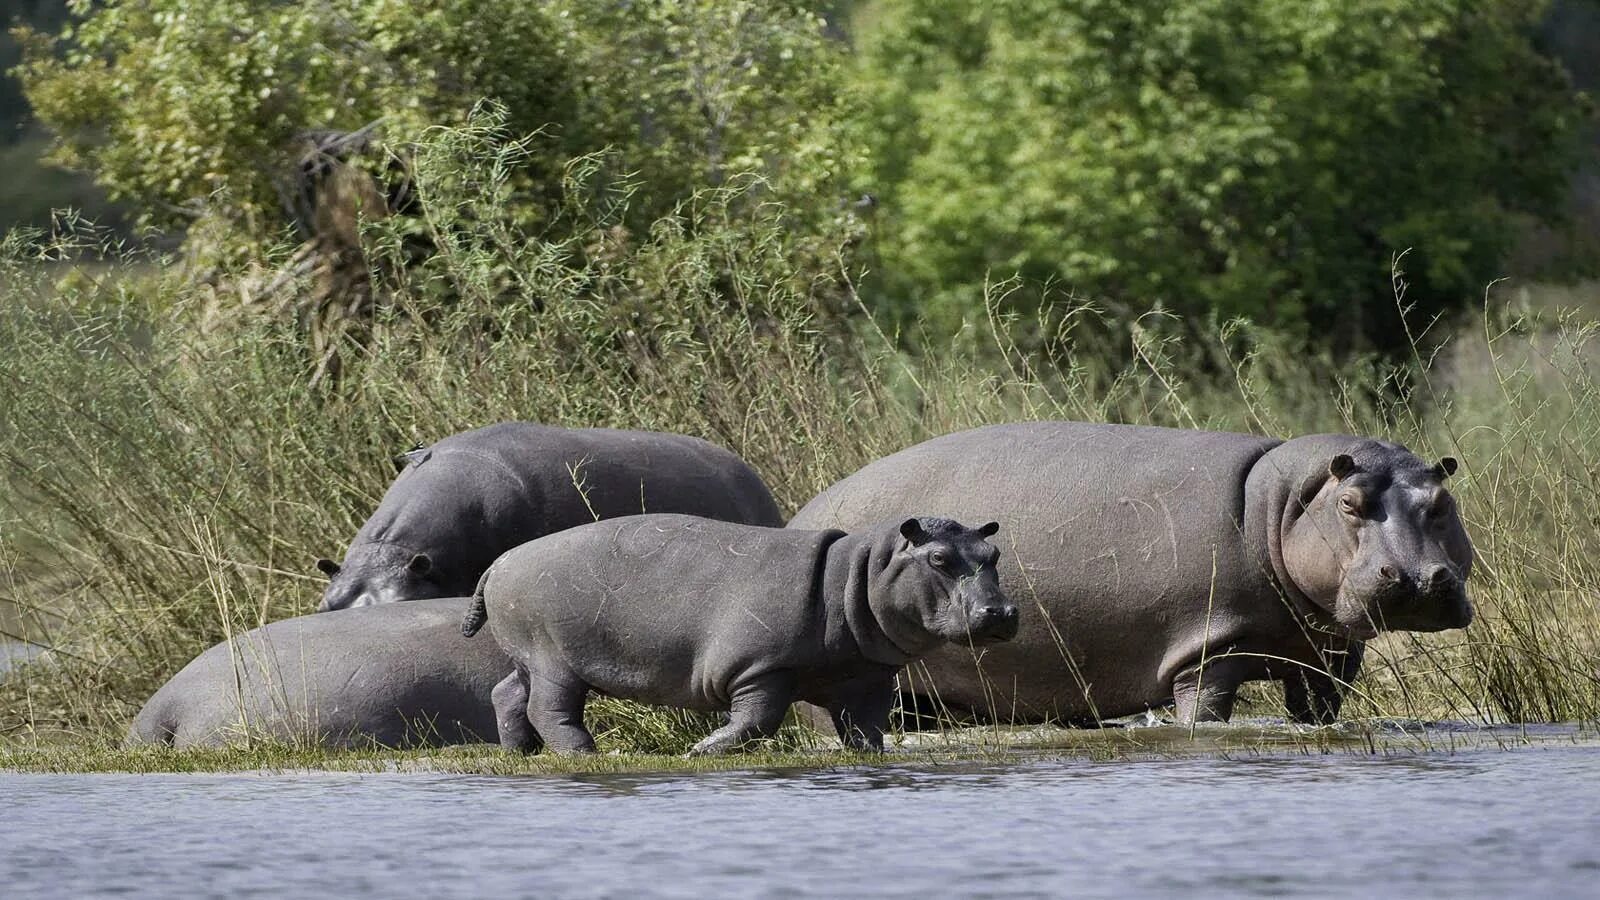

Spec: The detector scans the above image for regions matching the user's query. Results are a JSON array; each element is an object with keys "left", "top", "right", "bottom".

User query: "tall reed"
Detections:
[{"left": 2, "top": 118, "right": 1596, "bottom": 749}]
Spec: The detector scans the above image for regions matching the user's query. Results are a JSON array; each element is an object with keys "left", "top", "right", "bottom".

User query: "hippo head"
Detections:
[
  {"left": 1281, "top": 443, "right": 1475, "bottom": 639},
  {"left": 893, "top": 517, "right": 1019, "bottom": 647},
  {"left": 313, "top": 543, "right": 448, "bottom": 612}
]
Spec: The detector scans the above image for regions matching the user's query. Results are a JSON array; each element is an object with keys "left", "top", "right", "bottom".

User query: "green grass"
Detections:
[
  {"left": 4, "top": 719, "right": 1593, "bottom": 775},
  {"left": 2, "top": 120, "right": 1599, "bottom": 767}
]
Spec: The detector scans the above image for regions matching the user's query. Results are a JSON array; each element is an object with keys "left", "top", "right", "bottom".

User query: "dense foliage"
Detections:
[
  {"left": 10, "top": 1, "right": 1596, "bottom": 347},
  {"left": 15, "top": 0, "right": 858, "bottom": 248},
  {"left": 850, "top": 0, "right": 1590, "bottom": 349}
]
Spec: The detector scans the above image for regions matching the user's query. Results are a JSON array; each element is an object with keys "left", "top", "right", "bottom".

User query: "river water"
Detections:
[{"left": 2, "top": 744, "right": 1597, "bottom": 898}]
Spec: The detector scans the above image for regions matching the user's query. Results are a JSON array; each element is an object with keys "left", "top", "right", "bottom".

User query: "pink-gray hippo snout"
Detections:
[{"left": 1340, "top": 558, "right": 1473, "bottom": 637}]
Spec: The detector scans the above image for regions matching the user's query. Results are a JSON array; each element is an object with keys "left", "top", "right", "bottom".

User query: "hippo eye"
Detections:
[
  {"left": 1338, "top": 493, "right": 1364, "bottom": 518},
  {"left": 929, "top": 550, "right": 951, "bottom": 569}
]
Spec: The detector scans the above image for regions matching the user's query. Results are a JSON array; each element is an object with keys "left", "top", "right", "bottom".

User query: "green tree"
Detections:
[
  {"left": 851, "top": 0, "right": 1591, "bottom": 350},
  {"left": 15, "top": 0, "right": 857, "bottom": 251}
]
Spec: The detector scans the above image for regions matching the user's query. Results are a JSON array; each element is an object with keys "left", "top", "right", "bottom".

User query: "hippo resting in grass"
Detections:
[
  {"left": 789, "top": 422, "right": 1475, "bottom": 726},
  {"left": 461, "top": 514, "right": 1017, "bottom": 754},
  {"left": 316, "top": 423, "right": 784, "bottom": 612},
  {"left": 129, "top": 598, "right": 505, "bottom": 748}
]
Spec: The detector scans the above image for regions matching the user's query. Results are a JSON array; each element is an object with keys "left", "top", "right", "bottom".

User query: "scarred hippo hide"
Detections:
[{"left": 788, "top": 422, "right": 1475, "bottom": 726}]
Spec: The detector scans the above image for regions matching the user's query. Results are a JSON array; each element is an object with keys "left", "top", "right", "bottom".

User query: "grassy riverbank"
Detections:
[
  {"left": 2, "top": 128, "right": 1599, "bottom": 759},
  {"left": 4, "top": 720, "right": 1594, "bottom": 775}
]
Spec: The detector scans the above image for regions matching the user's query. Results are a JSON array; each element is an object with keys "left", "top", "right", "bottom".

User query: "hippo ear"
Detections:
[
  {"left": 977, "top": 521, "right": 1000, "bottom": 537},
  {"left": 1433, "top": 457, "right": 1458, "bottom": 479},
  {"left": 406, "top": 553, "right": 433, "bottom": 577},
  {"left": 1328, "top": 454, "right": 1357, "bottom": 481},
  {"left": 900, "top": 519, "right": 931, "bottom": 546},
  {"left": 315, "top": 558, "right": 340, "bottom": 578}
]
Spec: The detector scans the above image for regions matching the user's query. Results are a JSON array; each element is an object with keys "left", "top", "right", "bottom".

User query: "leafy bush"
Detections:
[
  {"left": 15, "top": 0, "right": 858, "bottom": 250},
  {"left": 850, "top": 0, "right": 1590, "bottom": 350}
]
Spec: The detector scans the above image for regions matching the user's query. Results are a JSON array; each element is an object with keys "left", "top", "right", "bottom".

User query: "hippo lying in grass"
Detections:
[
  {"left": 129, "top": 598, "right": 505, "bottom": 749},
  {"left": 462, "top": 514, "right": 1017, "bottom": 755},
  {"left": 316, "top": 423, "right": 784, "bottom": 612},
  {"left": 789, "top": 422, "right": 1475, "bottom": 726}
]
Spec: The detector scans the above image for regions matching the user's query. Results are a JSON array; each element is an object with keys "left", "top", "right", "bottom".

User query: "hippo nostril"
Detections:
[
  {"left": 1379, "top": 565, "right": 1400, "bottom": 583},
  {"left": 1425, "top": 565, "right": 1456, "bottom": 589}
]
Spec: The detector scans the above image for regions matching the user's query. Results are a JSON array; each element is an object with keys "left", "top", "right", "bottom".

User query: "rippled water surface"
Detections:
[{"left": 3, "top": 746, "right": 1598, "bottom": 898}]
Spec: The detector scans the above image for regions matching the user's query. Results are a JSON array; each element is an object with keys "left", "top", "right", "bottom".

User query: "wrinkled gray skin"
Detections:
[
  {"left": 462, "top": 514, "right": 1017, "bottom": 755},
  {"left": 316, "top": 423, "right": 784, "bottom": 612},
  {"left": 129, "top": 598, "right": 507, "bottom": 749},
  {"left": 789, "top": 423, "right": 1475, "bottom": 726}
]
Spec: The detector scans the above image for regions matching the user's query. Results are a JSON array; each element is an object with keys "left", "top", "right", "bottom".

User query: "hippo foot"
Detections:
[{"left": 686, "top": 737, "right": 745, "bottom": 757}]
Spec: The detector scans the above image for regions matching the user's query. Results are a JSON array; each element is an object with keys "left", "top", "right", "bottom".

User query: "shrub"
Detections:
[{"left": 849, "top": 0, "right": 1591, "bottom": 351}]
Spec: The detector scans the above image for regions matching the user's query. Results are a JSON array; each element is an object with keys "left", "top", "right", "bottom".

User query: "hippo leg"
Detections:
[
  {"left": 827, "top": 676, "right": 897, "bottom": 752},
  {"left": 492, "top": 668, "right": 542, "bottom": 752},
  {"left": 1283, "top": 644, "right": 1366, "bottom": 725},
  {"left": 689, "top": 671, "right": 796, "bottom": 756},
  {"left": 1172, "top": 657, "right": 1252, "bottom": 725},
  {"left": 524, "top": 666, "right": 597, "bottom": 754}
]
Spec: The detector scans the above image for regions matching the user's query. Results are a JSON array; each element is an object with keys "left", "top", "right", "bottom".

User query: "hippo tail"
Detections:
[{"left": 461, "top": 568, "right": 492, "bottom": 638}]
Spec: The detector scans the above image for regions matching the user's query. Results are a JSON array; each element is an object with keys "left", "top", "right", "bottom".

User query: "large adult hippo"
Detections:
[
  {"left": 462, "top": 514, "right": 1018, "bottom": 754},
  {"left": 789, "top": 422, "right": 1475, "bottom": 726},
  {"left": 315, "top": 423, "right": 784, "bottom": 611},
  {"left": 128, "top": 598, "right": 505, "bottom": 749}
]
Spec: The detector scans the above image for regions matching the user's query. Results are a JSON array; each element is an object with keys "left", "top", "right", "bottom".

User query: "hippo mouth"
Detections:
[
  {"left": 940, "top": 620, "right": 1019, "bottom": 647},
  {"left": 1390, "top": 593, "right": 1475, "bottom": 633},
  {"left": 964, "top": 616, "right": 1021, "bottom": 645},
  {"left": 1336, "top": 586, "right": 1474, "bottom": 638}
]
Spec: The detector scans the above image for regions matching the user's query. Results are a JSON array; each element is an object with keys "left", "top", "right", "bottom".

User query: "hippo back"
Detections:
[
  {"left": 790, "top": 421, "right": 1285, "bottom": 722},
  {"left": 129, "top": 598, "right": 508, "bottom": 749},
  {"left": 322, "top": 423, "right": 785, "bottom": 608},
  {"left": 442, "top": 423, "right": 784, "bottom": 527}
]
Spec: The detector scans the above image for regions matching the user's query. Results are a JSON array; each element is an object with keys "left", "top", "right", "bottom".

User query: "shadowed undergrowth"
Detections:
[{"left": 2, "top": 121, "right": 1598, "bottom": 762}]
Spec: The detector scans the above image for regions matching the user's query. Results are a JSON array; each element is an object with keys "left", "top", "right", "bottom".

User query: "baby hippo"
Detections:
[{"left": 461, "top": 514, "right": 1017, "bottom": 755}]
